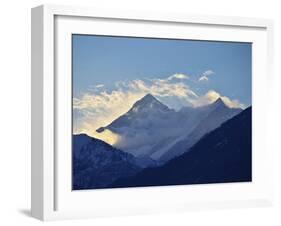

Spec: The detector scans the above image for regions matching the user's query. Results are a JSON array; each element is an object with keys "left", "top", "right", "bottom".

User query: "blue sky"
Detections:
[
  {"left": 72, "top": 34, "right": 252, "bottom": 135},
  {"left": 73, "top": 34, "right": 251, "bottom": 105}
]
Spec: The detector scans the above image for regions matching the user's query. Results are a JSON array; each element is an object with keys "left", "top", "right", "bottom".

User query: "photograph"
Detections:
[{"left": 72, "top": 34, "right": 252, "bottom": 190}]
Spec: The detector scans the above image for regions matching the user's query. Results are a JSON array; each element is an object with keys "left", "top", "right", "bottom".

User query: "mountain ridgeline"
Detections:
[
  {"left": 111, "top": 106, "right": 252, "bottom": 188},
  {"left": 73, "top": 134, "right": 142, "bottom": 190},
  {"left": 73, "top": 94, "right": 251, "bottom": 190},
  {"left": 96, "top": 94, "right": 242, "bottom": 162}
]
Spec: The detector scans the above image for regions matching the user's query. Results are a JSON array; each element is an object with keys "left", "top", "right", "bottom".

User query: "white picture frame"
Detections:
[{"left": 31, "top": 4, "right": 274, "bottom": 221}]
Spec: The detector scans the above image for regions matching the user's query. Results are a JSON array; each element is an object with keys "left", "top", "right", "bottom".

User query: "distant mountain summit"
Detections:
[
  {"left": 96, "top": 94, "right": 179, "bottom": 157},
  {"left": 96, "top": 94, "right": 173, "bottom": 133},
  {"left": 213, "top": 97, "right": 225, "bottom": 105},
  {"left": 131, "top": 93, "right": 171, "bottom": 113}
]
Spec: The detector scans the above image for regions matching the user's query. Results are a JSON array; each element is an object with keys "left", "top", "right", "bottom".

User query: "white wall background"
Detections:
[{"left": 0, "top": 0, "right": 280, "bottom": 225}]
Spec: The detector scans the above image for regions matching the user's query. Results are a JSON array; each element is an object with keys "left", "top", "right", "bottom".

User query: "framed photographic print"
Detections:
[{"left": 31, "top": 4, "right": 274, "bottom": 221}]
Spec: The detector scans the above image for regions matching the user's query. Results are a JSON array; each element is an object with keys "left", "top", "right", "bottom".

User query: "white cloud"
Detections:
[
  {"left": 130, "top": 79, "right": 197, "bottom": 98},
  {"left": 198, "top": 70, "right": 215, "bottom": 82},
  {"left": 167, "top": 73, "right": 189, "bottom": 80},
  {"left": 198, "top": 75, "right": 209, "bottom": 81},
  {"left": 203, "top": 70, "right": 215, "bottom": 76}
]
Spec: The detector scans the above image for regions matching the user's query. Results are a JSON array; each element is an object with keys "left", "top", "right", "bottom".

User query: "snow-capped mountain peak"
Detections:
[
  {"left": 96, "top": 94, "right": 173, "bottom": 133},
  {"left": 129, "top": 94, "right": 171, "bottom": 113},
  {"left": 213, "top": 97, "right": 225, "bottom": 106}
]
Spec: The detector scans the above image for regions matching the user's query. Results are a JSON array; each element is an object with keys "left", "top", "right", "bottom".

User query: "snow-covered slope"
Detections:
[
  {"left": 159, "top": 98, "right": 242, "bottom": 161},
  {"left": 97, "top": 94, "right": 175, "bottom": 133},
  {"left": 149, "top": 103, "right": 216, "bottom": 160},
  {"left": 96, "top": 94, "right": 180, "bottom": 157}
]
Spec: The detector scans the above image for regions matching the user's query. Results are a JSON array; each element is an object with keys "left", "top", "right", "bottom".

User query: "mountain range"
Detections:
[
  {"left": 111, "top": 106, "right": 252, "bottom": 188},
  {"left": 96, "top": 94, "right": 242, "bottom": 162},
  {"left": 73, "top": 94, "right": 251, "bottom": 190}
]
